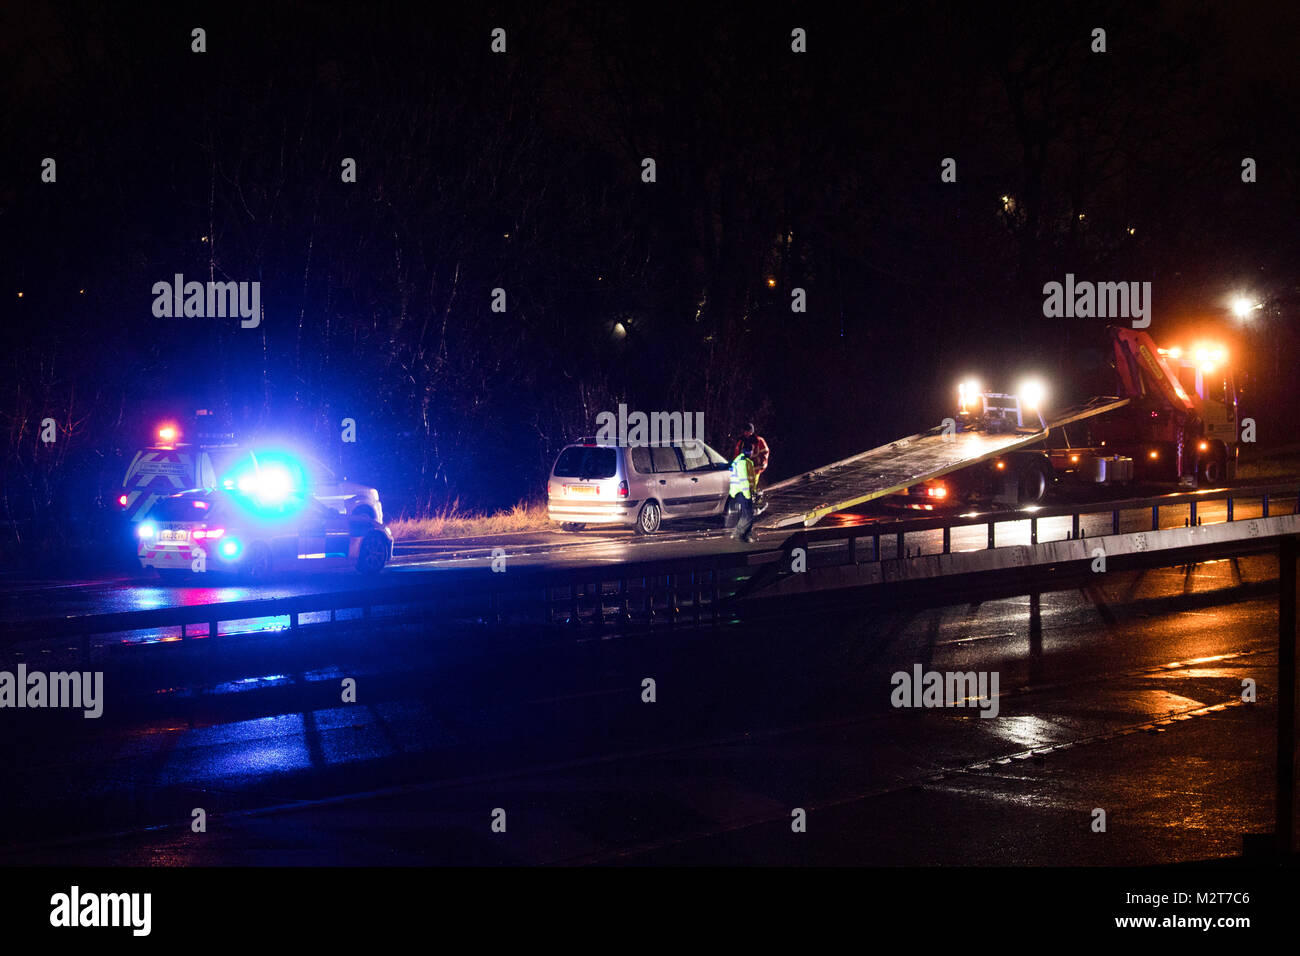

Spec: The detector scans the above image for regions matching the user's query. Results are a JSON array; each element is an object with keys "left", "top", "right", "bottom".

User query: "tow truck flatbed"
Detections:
[{"left": 759, "top": 397, "right": 1130, "bottom": 529}]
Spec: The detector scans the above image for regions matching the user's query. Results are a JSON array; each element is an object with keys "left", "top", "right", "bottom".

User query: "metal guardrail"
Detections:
[{"left": 3, "top": 483, "right": 1297, "bottom": 657}]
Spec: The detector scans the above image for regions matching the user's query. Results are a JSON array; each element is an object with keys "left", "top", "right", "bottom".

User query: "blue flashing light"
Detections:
[
  {"left": 137, "top": 522, "right": 157, "bottom": 539},
  {"left": 220, "top": 450, "right": 310, "bottom": 519},
  {"left": 219, "top": 538, "right": 241, "bottom": 559}
]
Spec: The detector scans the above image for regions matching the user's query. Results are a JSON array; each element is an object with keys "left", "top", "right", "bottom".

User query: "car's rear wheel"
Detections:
[
  {"left": 357, "top": 530, "right": 389, "bottom": 574},
  {"left": 559, "top": 522, "right": 585, "bottom": 532},
  {"left": 243, "top": 542, "right": 273, "bottom": 580},
  {"left": 635, "top": 500, "right": 662, "bottom": 535}
]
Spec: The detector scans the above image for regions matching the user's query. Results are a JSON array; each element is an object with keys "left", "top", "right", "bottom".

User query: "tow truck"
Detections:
[{"left": 759, "top": 326, "right": 1241, "bottom": 528}]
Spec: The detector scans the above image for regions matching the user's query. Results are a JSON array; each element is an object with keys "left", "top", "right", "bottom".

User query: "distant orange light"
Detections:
[
  {"left": 1069, "top": 454, "right": 1079, "bottom": 464},
  {"left": 1198, "top": 441, "right": 1208, "bottom": 451},
  {"left": 766, "top": 278, "right": 777, "bottom": 288},
  {"left": 158, "top": 426, "right": 178, "bottom": 442},
  {"left": 995, "top": 461, "right": 1006, "bottom": 470},
  {"left": 1149, "top": 450, "right": 1159, "bottom": 459}
]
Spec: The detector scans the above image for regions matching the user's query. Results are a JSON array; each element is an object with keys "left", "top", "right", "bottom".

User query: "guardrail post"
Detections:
[
  {"left": 1112, "top": 509, "right": 1120, "bottom": 535},
  {"left": 847, "top": 535, "right": 857, "bottom": 564},
  {"left": 290, "top": 611, "right": 299, "bottom": 633},
  {"left": 1151, "top": 505, "right": 1159, "bottom": 531},
  {"left": 872, "top": 534, "right": 880, "bottom": 561},
  {"left": 1029, "top": 517, "right": 1037, "bottom": 546},
  {"left": 1227, "top": 496, "right": 1234, "bottom": 521},
  {"left": 1071, "top": 512, "right": 1080, "bottom": 540},
  {"left": 987, "top": 522, "right": 995, "bottom": 549},
  {"left": 895, "top": 531, "right": 904, "bottom": 558},
  {"left": 619, "top": 578, "right": 630, "bottom": 622},
  {"left": 942, "top": 526, "right": 951, "bottom": 554},
  {"left": 1278, "top": 536, "right": 1298, "bottom": 856},
  {"left": 1189, "top": 500, "right": 1197, "bottom": 526},
  {"left": 1263, "top": 492, "right": 1271, "bottom": 518}
]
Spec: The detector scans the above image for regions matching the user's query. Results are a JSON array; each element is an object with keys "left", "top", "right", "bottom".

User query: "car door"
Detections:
[
  {"left": 295, "top": 498, "right": 340, "bottom": 563},
  {"left": 648, "top": 445, "right": 690, "bottom": 517},
  {"left": 681, "top": 441, "right": 732, "bottom": 514}
]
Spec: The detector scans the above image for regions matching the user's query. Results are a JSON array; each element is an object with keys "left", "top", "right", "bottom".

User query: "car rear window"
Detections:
[
  {"left": 553, "top": 446, "right": 618, "bottom": 479},
  {"left": 149, "top": 496, "right": 215, "bottom": 521}
]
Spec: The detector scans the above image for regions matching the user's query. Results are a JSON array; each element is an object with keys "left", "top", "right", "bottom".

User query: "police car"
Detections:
[
  {"left": 137, "top": 489, "right": 392, "bottom": 580},
  {"left": 117, "top": 424, "right": 383, "bottom": 525}
]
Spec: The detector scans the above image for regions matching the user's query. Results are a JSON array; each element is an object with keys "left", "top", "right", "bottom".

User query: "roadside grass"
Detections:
[
  {"left": 1236, "top": 445, "right": 1300, "bottom": 482},
  {"left": 388, "top": 499, "right": 552, "bottom": 540}
]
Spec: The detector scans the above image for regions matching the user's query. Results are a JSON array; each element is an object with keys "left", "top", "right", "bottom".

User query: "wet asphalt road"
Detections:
[{"left": 0, "top": 552, "right": 1284, "bottom": 865}]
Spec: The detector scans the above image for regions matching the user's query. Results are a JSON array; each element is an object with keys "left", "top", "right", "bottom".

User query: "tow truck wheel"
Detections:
[
  {"left": 357, "top": 531, "right": 389, "bottom": 574},
  {"left": 1200, "top": 452, "right": 1225, "bottom": 486},
  {"left": 635, "top": 500, "right": 662, "bottom": 535},
  {"left": 243, "top": 542, "right": 273, "bottom": 580},
  {"left": 1017, "top": 462, "right": 1049, "bottom": 505}
]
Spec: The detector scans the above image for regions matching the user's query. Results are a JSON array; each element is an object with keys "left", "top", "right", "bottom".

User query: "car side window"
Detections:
[
  {"left": 650, "top": 446, "right": 682, "bottom": 473},
  {"left": 630, "top": 446, "right": 653, "bottom": 474},
  {"left": 679, "top": 442, "right": 710, "bottom": 471},
  {"left": 704, "top": 444, "right": 728, "bottom": 466}
]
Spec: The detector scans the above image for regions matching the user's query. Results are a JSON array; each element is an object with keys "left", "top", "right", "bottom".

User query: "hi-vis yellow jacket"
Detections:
[{"left": 728, "top": 454, "right": 756, "bottom": 500}]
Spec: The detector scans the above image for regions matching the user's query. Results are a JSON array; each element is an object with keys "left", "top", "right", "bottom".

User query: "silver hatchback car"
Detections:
[{"left": 547, "top": 439, "right": 733, "bottom": 534}]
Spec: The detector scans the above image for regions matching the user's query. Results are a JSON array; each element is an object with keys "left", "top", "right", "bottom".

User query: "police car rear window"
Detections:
[
  {"left": 150, "top": 497, "right": 215, "bottom": 521},
  {"left": 553, "top": 447, "right": 617, "bottom": 479}
]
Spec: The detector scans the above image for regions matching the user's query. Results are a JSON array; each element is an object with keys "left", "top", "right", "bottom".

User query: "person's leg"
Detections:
[{"left": 736, "top": 495, "right": 755, "bottom": 541}]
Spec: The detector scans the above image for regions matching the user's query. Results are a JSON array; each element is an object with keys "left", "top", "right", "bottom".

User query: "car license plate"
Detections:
[
  {"left": 568, "top": 484, "right": 596, "bottom": 496},
  {"left": 160, "top": 528, "right": 189, "bottom": 541}
]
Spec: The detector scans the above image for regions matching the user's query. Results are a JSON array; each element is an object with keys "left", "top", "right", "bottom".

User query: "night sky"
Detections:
[{"left": 3, "top": 1, "right": 1298, "bottom": 541}]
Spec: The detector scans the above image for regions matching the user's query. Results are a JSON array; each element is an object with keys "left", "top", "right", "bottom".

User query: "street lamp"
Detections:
[{"left": 1232, "top": 296, "right": 1260, "bottom": 319}]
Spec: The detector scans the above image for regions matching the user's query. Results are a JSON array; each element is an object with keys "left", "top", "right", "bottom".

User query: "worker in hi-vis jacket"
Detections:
[{"left": 728, "top": 446, "right": 759, "bottom": 543}]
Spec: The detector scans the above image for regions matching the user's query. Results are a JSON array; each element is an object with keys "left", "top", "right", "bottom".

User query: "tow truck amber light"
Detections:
[
  {"left": 1069, "top": 454, "right": 1080, "bottom": 464},
  {"left": 926, "top": 485, "right": 948, "bottom": 498},
  {"left": 157, "top": 425, "right": 178, "bottom": 442}
]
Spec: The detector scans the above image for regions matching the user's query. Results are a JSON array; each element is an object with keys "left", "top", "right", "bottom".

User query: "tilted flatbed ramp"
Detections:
[{"left": 759, "top": 397, "right": 1130, "bottom": 529}]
